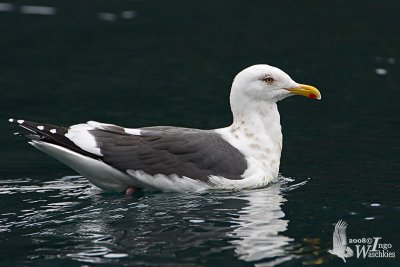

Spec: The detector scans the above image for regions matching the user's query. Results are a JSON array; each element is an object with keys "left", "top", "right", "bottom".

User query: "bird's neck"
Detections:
[
  {"left": 226, "top": 101, "right": 283, "bottom": 180},
  {"left": 231, "top": 101, "right": 281, "bottom": 139}
]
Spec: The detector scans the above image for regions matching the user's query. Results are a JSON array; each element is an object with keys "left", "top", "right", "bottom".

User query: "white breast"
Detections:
[{"left": 214, "top": 104, "right": 283, "bottom": 189}]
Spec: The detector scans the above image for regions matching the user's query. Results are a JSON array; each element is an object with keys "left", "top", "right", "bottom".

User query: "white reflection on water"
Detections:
[
  {"left": 121, "top": 10, "right": 137, "bottom": 19},
  {"left": 375, "top": 68, "right": 388, "bottom": 75},
  {"left": 20, "top": 6, "right": 57, "bottom": 16},
  {"left": 98, "top": 10, "right": 137, "bottom": 22},
  {"left": 0, "top": 3, "right": 137, "bottom": 21},
  {"left": 98, "top": 12, "right": 117, "bottom": 22},
  {"left": 228, "top": 180, "right": 299, "bottom": 265},
  {"left": 0, "top": 3, "right": 14, "bottom": 12},
  {"left": 0, "top": 176, "right": 94, "bottom": 233}
]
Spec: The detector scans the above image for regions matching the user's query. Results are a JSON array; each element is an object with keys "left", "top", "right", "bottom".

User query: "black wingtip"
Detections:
[
  {"left": 9, "top": 119, "right": 65, "bottom": 135},
  {"left": 9, "top": 118, "right": 100, "bottom": 160},
  {"left": 8, "top": 118, "right": 26, "bottom": 125},
  {"left": 9, "top": 118, "right": 42, "bottom": 140}
]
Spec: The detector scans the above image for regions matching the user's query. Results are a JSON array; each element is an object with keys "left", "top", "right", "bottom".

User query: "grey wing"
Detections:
[
  {"left": 332, "top": 220, "right": 349, "bottom": 250},
  {"left": 92, "top": 127, "right": 248, "bottom": 182}
]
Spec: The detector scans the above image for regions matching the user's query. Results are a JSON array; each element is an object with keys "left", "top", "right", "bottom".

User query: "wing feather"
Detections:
[
  {"left": 12, "top": 120, "right": 248, "bottom": 183},
  {"left": 93, "top": 126, "right": 248, "bottom": 182},
  {"left": 332, "top": 220, "right": 349, "bottom": 251}
]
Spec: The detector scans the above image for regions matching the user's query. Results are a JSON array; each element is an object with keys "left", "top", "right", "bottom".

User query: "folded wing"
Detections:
[{"left": 12, "top": 120, "right": 248, "bottom": 183}]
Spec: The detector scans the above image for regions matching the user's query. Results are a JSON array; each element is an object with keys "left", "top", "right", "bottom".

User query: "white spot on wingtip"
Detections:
[
  {"left": 37, "top": 126, "right": 44, "bottom": 130},
  {"left": 17, "top": 120, "right": 24, "bottom": 124},
  {"left": 8, "top": 118, "right": 14, "bottom": 122},
  {"left": 50, "top": 129, "right": 57, "bottom": 134}
]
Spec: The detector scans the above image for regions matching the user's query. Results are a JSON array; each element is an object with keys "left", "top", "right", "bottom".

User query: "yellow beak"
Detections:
[{"left": 287, "top": 84, "right": 321, "bottom": 100}]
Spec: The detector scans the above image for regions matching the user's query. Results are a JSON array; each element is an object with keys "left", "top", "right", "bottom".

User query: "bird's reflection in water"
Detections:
[
  {"left": 229, "top": 183, "right": 298, "bottom": 265},
  {"left": 228, "top": 183, "right": 296, "bottom": 265},
  {"left": 2, "top": 176, "right": 304, "bottom": 265},
  {"left": 88, "top": 178, "right": 299, "bottom": 265}
]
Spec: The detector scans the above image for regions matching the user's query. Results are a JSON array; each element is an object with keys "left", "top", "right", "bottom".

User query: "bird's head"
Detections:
[{"left": 230, "top": 64, "right": 321, "bottom": 105}]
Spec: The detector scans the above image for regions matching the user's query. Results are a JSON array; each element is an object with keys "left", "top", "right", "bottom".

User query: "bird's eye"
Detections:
[{"left": 263, "top": 77, "right": 274, "bottom": 84}]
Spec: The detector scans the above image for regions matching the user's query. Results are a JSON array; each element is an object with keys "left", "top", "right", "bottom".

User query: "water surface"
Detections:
[{"left": 0, "top": 0, "right": 399, "bottom": 266}]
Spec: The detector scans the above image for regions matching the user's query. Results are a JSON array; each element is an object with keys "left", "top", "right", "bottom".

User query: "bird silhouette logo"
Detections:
[{"left": 328, "top": 220, "right": 354, "bottom": 262}]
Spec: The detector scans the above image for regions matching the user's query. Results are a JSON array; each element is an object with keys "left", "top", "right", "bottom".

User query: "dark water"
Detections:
[{"left": 1, "top": 0, "right": 399, "bottom": 266}]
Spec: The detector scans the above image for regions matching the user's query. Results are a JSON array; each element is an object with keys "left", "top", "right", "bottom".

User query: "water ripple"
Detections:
[{"left": 0, "top": 175, "right": 316, "bottom": 266}]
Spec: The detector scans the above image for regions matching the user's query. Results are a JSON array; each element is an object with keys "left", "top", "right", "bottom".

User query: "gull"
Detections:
[{"left": 9, "top": 64, "right": 321, "bottom": 194}]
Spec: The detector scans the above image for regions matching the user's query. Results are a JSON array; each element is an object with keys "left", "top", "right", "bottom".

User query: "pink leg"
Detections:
[{"left": 125, "top": 186, "right": 138, "bottom": 197}]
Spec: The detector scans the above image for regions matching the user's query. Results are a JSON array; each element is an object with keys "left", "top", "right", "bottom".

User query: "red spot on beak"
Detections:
[{"left": 309, "top": 94, "right": 317, "bottom": 99}]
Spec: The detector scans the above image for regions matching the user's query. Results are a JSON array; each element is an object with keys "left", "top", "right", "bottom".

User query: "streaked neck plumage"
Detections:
[
  {"left": 221, "top": 94, "right": 283, "bottom": 183},
  {"left": 230, "top": 97, "right": 283, "bottom": 156}
]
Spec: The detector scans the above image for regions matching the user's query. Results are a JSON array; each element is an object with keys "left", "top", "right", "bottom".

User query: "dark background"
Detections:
[{"left": 0, "top": 1, "right": 399, "bottom": 266}]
